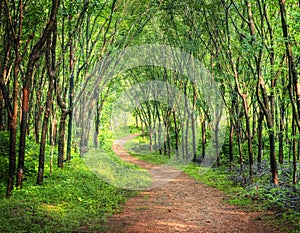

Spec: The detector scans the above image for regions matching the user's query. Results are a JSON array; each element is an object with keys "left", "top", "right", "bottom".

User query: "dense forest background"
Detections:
[{"left": 0, "top": 0, "right": 300, "bottom": 231}]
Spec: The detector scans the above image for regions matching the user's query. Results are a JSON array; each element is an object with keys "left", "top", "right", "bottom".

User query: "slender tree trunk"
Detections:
[
  {"left": 58, "top": 113, "right": 67, "bottom": 168},
  {"left": 6, "top": 71, "right": 18, "bottom": 196},
  {"left": 181, "top": 120, "right": 185, "bottom": 159},
  {"left": 173, "top": 110, "right": 179, "bottom": 159},
  {"left": 17, "top": 86, "right": 29, "bottom": 187},
  {"left": 257, "top": 110, "right": 264, "bottom": 170},
  {"left": 191, "top": 81, "right": 197, "bottom": 162},
  {"left": 243, "top": 96, "right": 253, "bottom": 177},
  {"left": 267, "top": 118, "right": 278, "bottom": 184},
  {"left": 149, "top": 127, "right": 153, "bottom": 153},
  {"left": 94, "top": 100, "right": 100, "bottom": 148},
  {"left": 37, "top": 29, "right": 56, "bottom": 184},
  {"left": 185, "top": 112, "right": 190, "bottom": 161},
  {"left": 229, "top": 118, "right": 234, "bottom": 164},
  {"left": 66, "top": 81, "right": 73, "bottom": 161},
  {"left": 236, "top": 121, "right": 243, "bottom": 170},
  {"left": 215, "top": 108, "right": 222, "bottom": 167},
  {"left": 17, "top": 0, "right": 60, "bottom": 187},
  {"left": 191, "top": 111, "right": 197, "bottom": 162},
  {"left": 157, "top": 108, "right": 162, "bottom": 155},
  {"left": 278, "top": 100, "right": 285, "bottom": 164},
  {"left": 66, "top": 26, "right": 74, "bottom": 161},
  {"left": 37, "top": 79, "right": 54, "bottom": 184},
  {"left": 167, "top": 118, "right": 171, "bottom": 157},
  {"left": 50, "top": 113, "right": 56, "bottom": 174},
  {"left": 3, "top": 2, "right": 18, "bottom": 196},
  {"left": 279, "top": 0, "right": 300, "bottom": 124},
  {"left": 0, "top": 92, "right": 4, "bottom": 130},
  {"left": 201, "top": 120, "right": 206, "bottom": 161},
  {"left": 292, "top": 112, "right": 297, "bottom": 184}
]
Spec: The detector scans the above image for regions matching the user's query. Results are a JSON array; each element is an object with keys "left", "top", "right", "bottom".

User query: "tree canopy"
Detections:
[{"left": 0, "top": 0, "right": 299, "bottom": 205}]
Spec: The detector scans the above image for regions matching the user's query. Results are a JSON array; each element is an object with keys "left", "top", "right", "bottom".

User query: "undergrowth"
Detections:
[{"left": 0, "top": 131, "right": 138, "bottom": 232}]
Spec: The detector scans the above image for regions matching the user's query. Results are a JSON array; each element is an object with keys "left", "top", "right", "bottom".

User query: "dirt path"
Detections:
[{"left": 105, "top": 134, "right": 282, "bottom": 233}]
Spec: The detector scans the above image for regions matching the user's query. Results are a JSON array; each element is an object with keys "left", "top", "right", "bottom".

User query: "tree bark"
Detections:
[
  {"left": 257, "top": 110, "right": 264, "bottom": 170},
  {"left": 17, "top": 0, "right": 60, "bottom": 187},
  {"left": 37, "top": 27, "right": 56, "bottom": 184},
  {"left": 58, "top": 112, "right": 67, "bottom": 168}
]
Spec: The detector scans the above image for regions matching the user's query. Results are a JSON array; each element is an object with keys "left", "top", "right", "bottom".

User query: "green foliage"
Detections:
[
  {"left": 98, "top": 130, "right": 115, "bottom": 150},
  {"left": 0, "top": 141, "right": 136, "bottom": 232},
  {"left": 0, "top": 131, "right": 9, "bottom": 182},
  {"left": 184, "top": 163, "right": 245, "bottom": 195}
]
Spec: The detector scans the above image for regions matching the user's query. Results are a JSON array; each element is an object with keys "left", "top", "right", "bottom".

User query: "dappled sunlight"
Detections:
[
  {"left": 39, "top": 203, "right": 65, "bottom": 215},
  {"left": 154, "top": 220, "right": 199, "bottom": 229},
  {"left": 83, "top": 147, "right": 152, "bottom": 190}
]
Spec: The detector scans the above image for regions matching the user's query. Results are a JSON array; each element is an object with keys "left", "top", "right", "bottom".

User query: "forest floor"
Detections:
[{"left": 104, "top": 134, "right": 288, "bottom": 233}]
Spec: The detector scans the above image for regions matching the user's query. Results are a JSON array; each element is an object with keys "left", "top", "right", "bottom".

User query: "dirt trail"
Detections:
[{"left": 106, "top": 134, "right": 282, "bottom": 233}]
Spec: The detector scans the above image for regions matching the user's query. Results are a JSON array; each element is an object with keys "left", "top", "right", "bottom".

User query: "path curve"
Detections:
[{"left": 106, "top": 134, "right": 282, "bottom": 233}]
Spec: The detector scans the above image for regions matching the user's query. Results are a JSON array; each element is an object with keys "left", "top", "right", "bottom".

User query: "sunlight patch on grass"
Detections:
[
  {"left": 83, "top": 148, "right": 152, "bottom": 190},
  {"left": 40, "top": 203, "right": 65, "bottom": 213},
  {"left": 0, "top": 150, "right": 136, "bottom": 232}
]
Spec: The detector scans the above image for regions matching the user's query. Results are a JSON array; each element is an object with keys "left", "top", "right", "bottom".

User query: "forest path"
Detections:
[{"left": 105, "top": 134, "right": 282, "bottom": 233}]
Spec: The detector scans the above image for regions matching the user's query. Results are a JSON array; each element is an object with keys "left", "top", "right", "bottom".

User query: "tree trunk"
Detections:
[
  {"left": 236, "top": 121, "right": 243, "bottom": 170},
  {"left": 279, "top": 0, "right": 300, "bottom": 126},
  {"left": 0, "top": 92, "right": 4, "bottom": 130},
  {"left": 37, "top": 79, "right": 54, "bottom": 184},
  {"left": 66, "top": 27, "right": 74, "bottom": 161},
  {"left": 93, "top": 99, "right": 100, "bottom": 148},
  {"left": 215, "top": 109, "right": 222, "bottom": 167},
  {"left": 58, "top": 113, "right": 67, "bottom": 168},
  {"left": 229, "top": 119, "right": 234, "bottom": 164},
  {"left": 17, "top": 0, "right": 60, "bottom": 187},
  {"left": 201, "top": 120, "right": 206, "bottom": 161},
  {"left": 243, "top": 96, "right": 253, "bottom": 177},
  {"left": 267, "top": 117, "right": 278, "bottom": 185},
  {"left": 173, "top": 110, "right": 179, "bottom": 159},
  {"left": 278, "top": 100, "right": 285, "bottom": 164},
  {"left": 67, "top": 83, "right": 74, "bottom": 161},
  {"left": 37, "top": 30, "right": 56, "bottom": 184},
  {"left": 257, "top": 110, "right": 264, "bottom": 170},
  {"left": 185, "top": 112, "right": 190, "bottom": 161},
  {"left": 292, "top": 113, "right": 297, "bottom": 184},
  {"left": 50, "top": 113, "right": 56, "bottom": 174},
  {"left": 2, "top": 4, "right": 19, "bottom": 196},
  {"left": 7, "top": 68, "right": 18, "bottom": 196},
  {"left": 16, "top": 86, "right": 29, "bottom": 187}
]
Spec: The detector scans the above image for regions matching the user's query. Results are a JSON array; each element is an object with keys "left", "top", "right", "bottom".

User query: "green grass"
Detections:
[
  {"left": 124, "top": 135, "right": 173, "bottom": 164},
  {"left": 83, "top": 148, "right": 151, "bottom": 190},
  {"left": 0, "top": 128, "right": 146, "bottom": 232},
  {"left": 184, "top": 163, "right": 254, "bottom": 206},
  {"left": 0, "top": 154, "right": 137, "bottom": 232}
]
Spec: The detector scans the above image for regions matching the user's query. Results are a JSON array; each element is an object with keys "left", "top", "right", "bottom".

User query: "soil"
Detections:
[{"left": 105, "top": 134, "right": 284, "bottom": 233}]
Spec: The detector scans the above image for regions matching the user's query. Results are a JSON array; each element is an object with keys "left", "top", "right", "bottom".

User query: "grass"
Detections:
[
  {"left": 124, "top": 135, "right": 169, "bottom": 164},
  {"left": 124, "top": 135, "right": 187, "bottom": 167},
  {"left": 0, "top": 129, "right": 145, "bottom": 232},
  {"left": 83, "top": 148, "right": 151, "bottom": 190},
  {"left": 0, "top": 154, "right": 137, "bottom": 232}
]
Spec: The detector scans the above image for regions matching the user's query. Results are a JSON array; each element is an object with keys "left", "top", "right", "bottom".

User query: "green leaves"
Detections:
[{"left": 0, "top": 150, "right": 135, "bottom": 232}]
